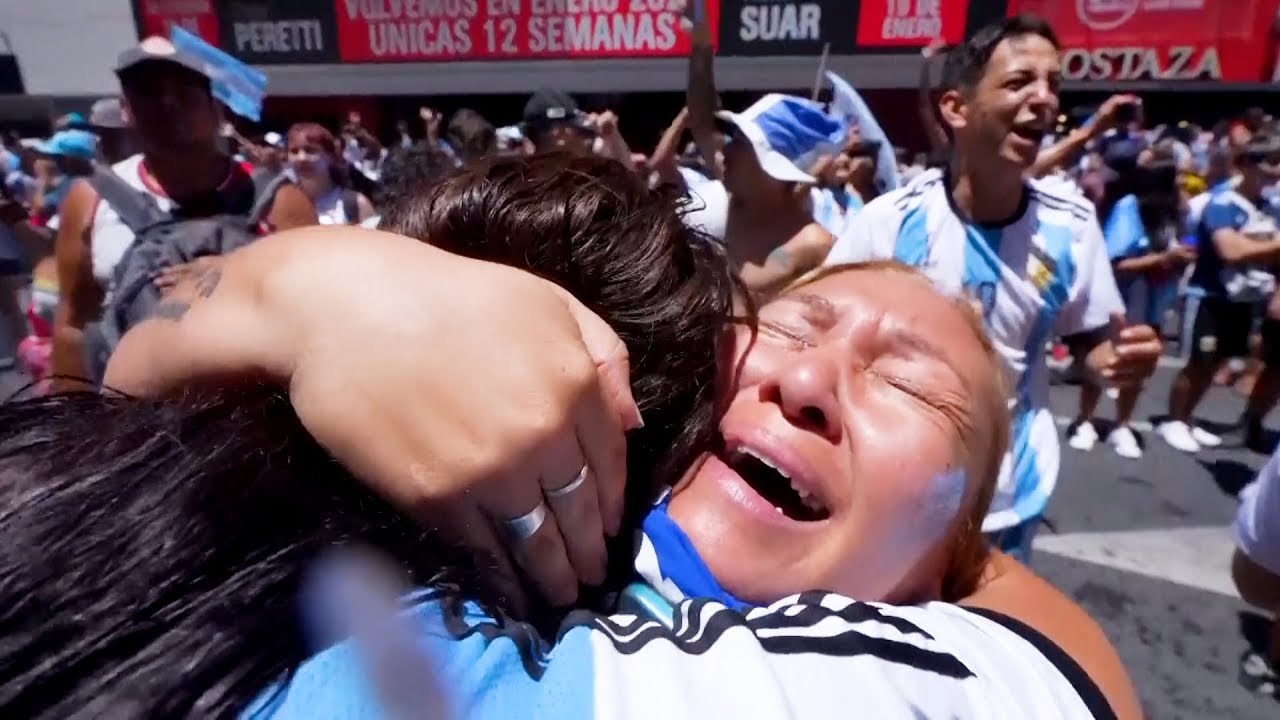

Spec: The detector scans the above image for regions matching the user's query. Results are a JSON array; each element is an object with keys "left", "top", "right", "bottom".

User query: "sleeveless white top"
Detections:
[{"left": 89, "top": 154, "right": 171, "bottom": 288}]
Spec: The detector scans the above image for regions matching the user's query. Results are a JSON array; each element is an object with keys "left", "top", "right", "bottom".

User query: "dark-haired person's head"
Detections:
[
  {"left": 381, "top": 153, "right": 734, "bottom": 504},
  {"left": 1128, "top": 144, "right": 1181, "bottom": 241},
  {"left": 376, "top": 140, "right": 457, "bottom": 208},
  {"left": 115, "top": 37, "right": 221, "bottom": 157},
  {"left": 446, "top": 108, "right": 497, "bottom": 164},
  {"left": 522, "top": 90, "right": 595, "bottom": 155},
  {"left": 1237, "top": 133, "right": 1280, "bottom": 191},
  {"left": 0, "top": 153, "right": 734, "bottom": 718},
  {"left": 286, "top": 122, "right": 344, "bottom": 187},
  {"left": 938, "top": 14, "right": 1060, "bottom": 171}
]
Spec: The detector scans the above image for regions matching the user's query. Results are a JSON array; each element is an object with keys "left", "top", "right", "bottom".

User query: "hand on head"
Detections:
[{"left": 109, "top": 227, "right": 641, "bottom": 613}]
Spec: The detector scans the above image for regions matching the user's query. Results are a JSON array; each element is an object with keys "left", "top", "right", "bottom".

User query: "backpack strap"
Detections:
[
  {"left": 86, "top": 164, "right": 169, "bottom": 234},
  {"left": 341, "top": 189, "right": 360, "bottom": 226},
  {"left": 246, "top": 171, "right": 293, "bottom": 227}
]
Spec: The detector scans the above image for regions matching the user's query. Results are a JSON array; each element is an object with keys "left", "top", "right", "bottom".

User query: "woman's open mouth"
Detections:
[{"left": 720, "top": 447, "right": 830, "bottom": 522}]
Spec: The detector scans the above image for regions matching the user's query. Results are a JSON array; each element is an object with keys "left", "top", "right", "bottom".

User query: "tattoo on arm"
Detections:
[
  {"left": 195, "top": 267, "right": 222, "bottom": 299},
  {"left": 151, "top": 301, "right": 191, "bottom": 322},
  {"left": 765, "top": 247, "right": 793, "bottom": 271},
  {"left": 149, "top": 262, "right": 222, "bottom": 322}
]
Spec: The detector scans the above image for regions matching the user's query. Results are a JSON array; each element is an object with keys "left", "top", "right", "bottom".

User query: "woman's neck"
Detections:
[
  {"left": 297, "top": 173, "right": 334, "bottom": 200},
  {"left": 948, "top": 155, "right": 1026, "bottom": 225}
]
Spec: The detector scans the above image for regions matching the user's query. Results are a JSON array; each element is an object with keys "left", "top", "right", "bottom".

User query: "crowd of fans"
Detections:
[{"left": 0, "top": 5, "right": 1276, "bottom": 716}]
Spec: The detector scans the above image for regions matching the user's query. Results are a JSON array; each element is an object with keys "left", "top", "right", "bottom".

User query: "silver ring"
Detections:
[
  {"left": 546, "top": 464, "right": 588, "bottom": 499},
  {"left": 502, "top": 500, "right": 549, "bottom": 542}
]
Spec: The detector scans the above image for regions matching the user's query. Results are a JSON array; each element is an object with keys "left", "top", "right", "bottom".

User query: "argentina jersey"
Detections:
[
  {"left": 249, "top": 592, "right": 1110, "bottom": 719},
  {"left": 824, "top": 168, "right": 1124, "bottom": 531}
]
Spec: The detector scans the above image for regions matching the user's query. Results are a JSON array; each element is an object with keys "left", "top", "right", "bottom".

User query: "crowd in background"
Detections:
[{"left": 0, "top": 8, "right": 1279, "bottom": 714}]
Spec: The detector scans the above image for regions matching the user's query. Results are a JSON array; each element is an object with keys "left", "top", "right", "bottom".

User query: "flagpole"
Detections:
[{"left": 811, "top": 43, "right": 831, "bottom": 102}]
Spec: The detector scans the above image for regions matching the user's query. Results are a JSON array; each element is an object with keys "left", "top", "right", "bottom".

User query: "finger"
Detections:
[
  {"left": 538, "top": 433, "right": 607, "bottom": 586},
  {"left": 547, "top": 282, "right": 643, "bottom": 431},
  {"left": 483, "top": 474, "right": 579, "bottom": 608},
  {"left": 435, "top": 505, "right": 531, "bottom": 618},
  {"left": 1107, "top": 313, "right": 1127, "bottom": 340},
  {"left": 573, "top": 366, "right": 628, "bottom": 538},
  {"left": 1117, "top": 324, "right": 1158, "bottom": 342}
]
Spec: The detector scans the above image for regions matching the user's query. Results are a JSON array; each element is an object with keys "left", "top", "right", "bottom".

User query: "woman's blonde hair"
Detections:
[{"left": 782, "top": 261, "right": 1010, "bottom": 600}]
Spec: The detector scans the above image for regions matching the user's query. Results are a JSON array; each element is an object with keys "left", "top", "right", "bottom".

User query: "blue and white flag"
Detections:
[
  {"left": 170, "top": 26, "right": 267, "bottom": 122},
  {"left": 825, "top": 71, "right": 901, "bottom": 194}
]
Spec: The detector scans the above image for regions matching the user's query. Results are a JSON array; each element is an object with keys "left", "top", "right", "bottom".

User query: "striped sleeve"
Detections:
[{"left": 584, "top": 593, "right": 1113, "bottom": 719}]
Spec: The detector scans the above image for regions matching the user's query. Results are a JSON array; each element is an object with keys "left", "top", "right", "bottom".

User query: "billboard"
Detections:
[{"left": 1009, "top": 0, "right": 1280, "bottom": 83}]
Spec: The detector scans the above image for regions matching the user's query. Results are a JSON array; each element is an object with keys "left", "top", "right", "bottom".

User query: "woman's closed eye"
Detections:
[
  {"left": 872, "top": 365, "right": 971, "bottom": 434},
  {"left": 759, "top": 320, "right": 816, "bottom": 350}
]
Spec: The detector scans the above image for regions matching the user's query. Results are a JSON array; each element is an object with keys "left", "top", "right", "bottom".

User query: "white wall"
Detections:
[{"left": 0, "top": 0, "right": 137, "bottom": 96}]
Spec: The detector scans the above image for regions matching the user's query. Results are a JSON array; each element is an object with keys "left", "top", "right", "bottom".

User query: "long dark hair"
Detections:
[
  {"left": 0, "top": 154, "right": 736, "bottom": 718},
  {"left": 1098, "top": 146, "right": 1181, "bottom": 251}
]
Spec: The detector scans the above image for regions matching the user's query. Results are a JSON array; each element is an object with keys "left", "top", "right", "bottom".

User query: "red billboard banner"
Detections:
[
  {"left": 135, "top": 0, "right": 222, "bottom": 45},
  {"left": 855, "top": 0, "right": 969, "bottom": 49},
  {"left": 335, "top": 0, "right": 719, "bottom": 62},
  {"left": 1009, "top": 0, "right": 1280, "bottom": 83}
]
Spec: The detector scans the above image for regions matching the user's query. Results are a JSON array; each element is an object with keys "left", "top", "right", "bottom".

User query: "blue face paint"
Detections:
[{"left": 920, "top": 466, "right": 967, "bottom": 543}]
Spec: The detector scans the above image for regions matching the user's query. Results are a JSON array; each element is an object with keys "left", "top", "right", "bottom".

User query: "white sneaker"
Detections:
[
  {"left": 1191, "top": 426, "right": 1223, "bottom": 448},
  {"left": 1068, "top": 420, "right": 1099, "bottom": 451},
  {"left": 1159, "top": 420, "right": 1201, "bottom": 454},
  {"left": 1108, "top": 425, "right": 1143, "bottom": 459}
]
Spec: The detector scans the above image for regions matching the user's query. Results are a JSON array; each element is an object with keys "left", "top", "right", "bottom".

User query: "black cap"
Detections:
[
  {"left": 115, "top": 36, "right": 214, "bottom": 82},
  {"left": 522, "top": 89, "right": 588, "bottom": 131}
]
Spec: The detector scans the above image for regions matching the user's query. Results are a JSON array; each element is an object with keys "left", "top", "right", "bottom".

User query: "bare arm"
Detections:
[
  {"left": 1213, "top": 227, "right": 1280, "bottom": 265},
  {"left": 963, "top": 553, "right": 1143, "bottom": 720},
  {"left": 684, "top": 0, "right": 723, "bottom": 180},
  {"left": 355, "top": 193, "right": 377, "bottom": 223},
  {"left": 1030, "top": 94, "right": 1138, "bottom": 179},
  {"left": 593, "top": 112, "right": 636, "bottom": 170},
  {"left": 1028, "top": 127, "right": 1094, "bottom": 179},
  {"left": 649, "top": 108, "right": 690, "bottom": 187},
  {"left": 48, "top": 180, "right": 102, "bottom": 391},
  {"left": 738, "top": 226, "right": 833, "bottom": 295}
]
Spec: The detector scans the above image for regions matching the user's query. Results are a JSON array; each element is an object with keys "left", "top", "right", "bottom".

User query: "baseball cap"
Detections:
[
  {"left": 522, "top": 89, "right": 590, "bottom": 133},
  {"left": 115, "top": 36, "right": 214, "bottom": 82},
  {"left": 35, "top": 130, "right": 98, "bottom": 160},
  {"left": 87, "top": 97, "right": 128, "bottom": 129},
  {"left": 716, "top": 94, "right": 847, "bottom": 184}
]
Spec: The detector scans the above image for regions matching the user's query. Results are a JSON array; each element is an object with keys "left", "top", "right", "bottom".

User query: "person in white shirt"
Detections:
[
  {"left": 285, "top": 123, "right": 375, "bottom": 227},
  {"left": 824, "top": 14, "right": 1162, "bottom": 562}
]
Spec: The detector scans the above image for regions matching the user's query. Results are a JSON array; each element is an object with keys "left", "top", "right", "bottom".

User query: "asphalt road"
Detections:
[
  {"left": 1040, "top": 360, "right": 1280, "bottom": 720},
  {"left": 2, "top": 359, "right": 1278, "bottom": 718}
]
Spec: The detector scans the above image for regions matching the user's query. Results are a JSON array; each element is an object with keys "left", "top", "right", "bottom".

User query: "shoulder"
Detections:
[
  {"left": 587, "top": 592, "right": 1111, "bottom": 718},
  {"left": 881, "top": 167, "right": 945, "bottom": 214},
  {"left": 1208, "top": 188, "right": 1246, "bottom": 210},
  {"left": 110, "top": 153, "right": 144, "bottom": 181},
  {"left": 1028, "top": 178, "right": 1098, "bottom": 229},
  {"left": 263, "top": 592, "right": 1111, "bottom": 719}
]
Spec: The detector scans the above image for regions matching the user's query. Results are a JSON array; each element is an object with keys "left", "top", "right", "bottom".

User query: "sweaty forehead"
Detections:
[{"left": 780, "top": 269, "right": 992, "bottom": 375}]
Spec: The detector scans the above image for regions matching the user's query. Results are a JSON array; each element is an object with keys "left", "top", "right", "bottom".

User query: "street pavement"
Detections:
[
  {"left": 2, "top": 358, "right": 1279, "bottom": 718},
  {"left": 1041, "top": 359, "right": 1280, "bottom": 719}
]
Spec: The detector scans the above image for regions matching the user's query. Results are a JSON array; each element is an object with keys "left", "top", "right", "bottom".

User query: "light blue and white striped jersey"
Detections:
[
  {"left": 810, "top": 185, "right": 865, "bottom": 237},
  {"left": 824, "top": 168, "right": 1124, "bottom": 531},
  {"left": 248, "top": 592, "right": 1108, "bottom": 720}
]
